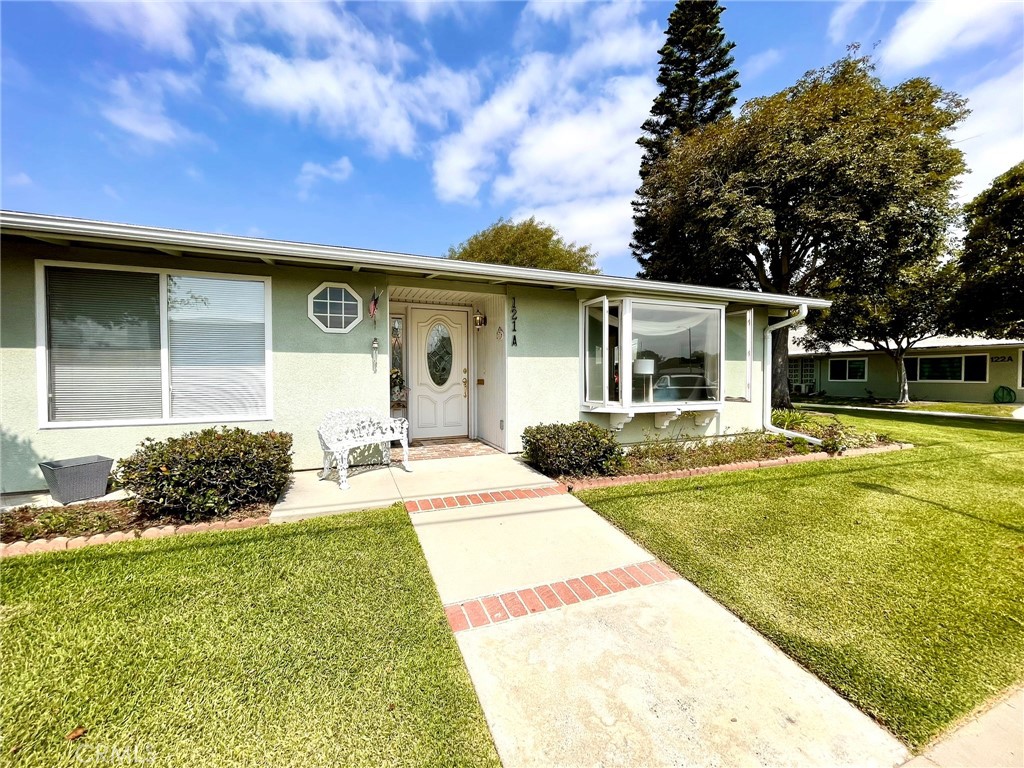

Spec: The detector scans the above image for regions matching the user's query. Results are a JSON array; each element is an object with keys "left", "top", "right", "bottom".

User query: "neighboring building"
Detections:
[
  {"left": 0, "top": 211, "right": 829, "bottom": 494},
  {"left": 788, "top": 330, "right": 1024, "bottom": 403}
]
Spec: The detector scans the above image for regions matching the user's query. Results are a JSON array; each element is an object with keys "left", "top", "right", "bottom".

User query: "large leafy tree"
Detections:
[
  {"left": 804, "top": 257, "right": 960, "bottom": 403},
  {"left": 447, "top": 217, "right": 599, "bottom": 274},
  {"left": 637, "top": 54, "right": 968, "bottom": 407},
  {"left": 632, "top": 0, "right": 739, "bottom": 269},
  {"left": 949, "top": 160, "right": 1024, "bottom": 338}
]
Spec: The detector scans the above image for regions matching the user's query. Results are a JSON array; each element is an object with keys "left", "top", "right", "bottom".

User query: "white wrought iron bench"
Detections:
[{"left": 317, "top": 409, "right": 411, "bottom": 490}]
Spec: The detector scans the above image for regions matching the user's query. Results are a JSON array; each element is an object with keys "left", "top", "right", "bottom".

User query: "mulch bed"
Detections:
[{"left": 1, "top": 499, "right": 271, "bottom": 544}]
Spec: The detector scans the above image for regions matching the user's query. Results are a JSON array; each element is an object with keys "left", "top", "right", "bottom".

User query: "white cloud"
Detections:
[
  {"left": 296, "top": 156, "right": 354, "bottom": 200},
  {"left": 101, "top": 70, "right": 201, "bottom": 145},
  {"left": 743, "top": 48, "right": 784, "bottom": 82},
  {"left": 953, "top": 62, "right": 1024, "bottom": 203},
  {"left": 828, "top": 0, "right": 868, "bottom": 45},
  {"left": 73, "top": 2, "right": 196, "bottom": 60},
  {"left": 223, "top": 43, "right": 474, "bottom": 156},
  {"left": 102, "top": 184, "right": 121, "bottom": 201},
  {"left": 432, "top": 2, "right": 660, "bottom": 269},
  {"left": 879, "top": 0, "right": 1024, "bottom": 74},
  {"left": 5, "top": 172, "right": 32, "bottom": 187}
]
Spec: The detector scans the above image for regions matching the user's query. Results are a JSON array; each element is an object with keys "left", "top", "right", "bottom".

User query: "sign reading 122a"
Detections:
[
  {"left": 510, "top": 297, "right": 518, "bottom": 347},
  {"left": 991, "top": 355, "right": 1013, "bottom": 363}
]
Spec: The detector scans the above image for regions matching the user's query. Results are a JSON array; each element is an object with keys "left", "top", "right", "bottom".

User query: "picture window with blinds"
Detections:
[
  {"left": 42, "top": 264, "right": 270, "bottom": 426},
  {"left": 307, "top": 282, "right": 362, "bottom": 333}
]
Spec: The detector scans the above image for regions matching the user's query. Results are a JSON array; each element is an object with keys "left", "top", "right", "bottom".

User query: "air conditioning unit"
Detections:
[{"left": 792, "top": 383, "right": 811, "bottom": 394}]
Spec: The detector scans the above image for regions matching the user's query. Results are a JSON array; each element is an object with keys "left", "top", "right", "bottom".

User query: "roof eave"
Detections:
[{"left": 0, "top": 210, "right": 831, "bottom": 309}]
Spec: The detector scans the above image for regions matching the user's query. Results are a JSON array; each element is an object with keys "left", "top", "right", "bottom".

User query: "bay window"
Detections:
[
  {"left": 40, "top": 263, "right": 271, "bottom": 427},
  {"left": 583, "top": 298, "right": 723, "bottom": 408}
]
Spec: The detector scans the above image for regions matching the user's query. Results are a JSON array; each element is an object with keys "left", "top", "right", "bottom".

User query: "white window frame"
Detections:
[
  {"left": 828, "top": 357, "right": 868, "bottom": 382},
  {"left": 725, "top": 308, "right": 753, "bottom": 401},
  {"left": 307, "top": 281, "right": 363, "bottom": 334},
  {"left": 913, "top": 353, "right": 989, "bottom": 384},
  {"left": 35, "top": 260, "right": 273, "bottom": 429},
  {"left": 1019, "top": 349, "right": 1024, "bottom": 390},
  {"left": 579, "top": 296, "right": 725, "bottom": 413}
]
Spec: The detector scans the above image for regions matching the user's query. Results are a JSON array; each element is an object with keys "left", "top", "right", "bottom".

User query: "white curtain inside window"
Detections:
[
  {"left": 168, "top": 275, "right": 266, "bottom": 419},
  {"left": 46, "top": 267, "right": 162, "bottom": 421}
]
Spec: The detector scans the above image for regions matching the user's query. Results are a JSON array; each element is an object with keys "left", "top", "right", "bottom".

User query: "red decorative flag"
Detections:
[{"left": 369, "top": 288, "right": 379, "bottom": 325}]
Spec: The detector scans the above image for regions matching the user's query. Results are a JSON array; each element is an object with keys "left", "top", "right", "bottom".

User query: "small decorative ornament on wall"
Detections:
[{"left": 510, "top": 297, "right": 518, "bottom": 347}]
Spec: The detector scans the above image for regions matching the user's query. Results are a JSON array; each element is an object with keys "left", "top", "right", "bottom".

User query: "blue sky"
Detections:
[{"left": 2, "top": 1, "right": 1022, "bottom": 277}]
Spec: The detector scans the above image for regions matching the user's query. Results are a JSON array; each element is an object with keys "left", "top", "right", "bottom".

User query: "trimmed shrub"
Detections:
[
  {"left": 115, "top": 427, "right": 293, "bottom": 520},
  {"left": 521, "top": 421, "right": 626, "bottom": 478}
]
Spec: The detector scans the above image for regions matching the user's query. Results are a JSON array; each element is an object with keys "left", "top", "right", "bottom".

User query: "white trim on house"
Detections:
[
  {"left": 827, "top": 357, "right": 868, "bottom": 382},
  {"left": 2, "top": 210, "right": 830, "bottom": 310},
  {"left": 34, "top": 259, "right": 273, "bottom": 430},
  {"left": 1019, "top": 349, "right": 1024, "bottom": 390}
]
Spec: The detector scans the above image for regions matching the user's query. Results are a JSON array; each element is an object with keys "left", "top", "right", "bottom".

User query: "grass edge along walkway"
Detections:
[
  {"left": 578, "top": 414, "right": 1024, "bottom": 751},
  {"left": 0, "top": 505, "right": 500, "bottom": 768}
]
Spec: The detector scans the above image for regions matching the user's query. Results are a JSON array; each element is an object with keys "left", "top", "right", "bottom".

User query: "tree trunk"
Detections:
[
  {"left": 771, "top": 326, "right": 793, "bottom": 409},
  {"left": 893, "top": 350, "right": 910, "bottom": 404}
]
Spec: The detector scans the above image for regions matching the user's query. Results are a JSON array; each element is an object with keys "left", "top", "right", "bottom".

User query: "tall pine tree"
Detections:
[{"left": 632, "top": 0, "right": 740, "bottom": 281}]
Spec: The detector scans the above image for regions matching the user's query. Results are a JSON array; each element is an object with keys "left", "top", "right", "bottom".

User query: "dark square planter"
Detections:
[{"left": 38, "top": 455, "right": 114, "bottom": 505}]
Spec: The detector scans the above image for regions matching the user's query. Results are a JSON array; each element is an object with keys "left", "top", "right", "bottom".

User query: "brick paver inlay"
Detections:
[{"left": 442, "top": 560, "right": 682, "bottom": 633}]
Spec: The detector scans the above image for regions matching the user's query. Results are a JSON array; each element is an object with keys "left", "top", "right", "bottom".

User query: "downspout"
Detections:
[{"left": 762, "top": 304, "right": 823, "bottom": 445}]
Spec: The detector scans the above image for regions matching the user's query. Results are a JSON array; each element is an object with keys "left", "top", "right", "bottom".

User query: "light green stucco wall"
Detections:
[
  {"left": 3, "top": 238, "right": 789, "bottom": 493},
  {"left": 807, "top": 349, "right": 1023, "bottom": 403},
  {"left": 1, "top": 239, "right": 391, "bottom": 493},
  {"left": 504, "top": 286, "right": 580, "bottom": 453}
]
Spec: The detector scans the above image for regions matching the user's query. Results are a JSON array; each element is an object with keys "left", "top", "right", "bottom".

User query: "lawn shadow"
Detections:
[{"left": 852, "top": 482, "right": 1024, "bottom": 536}]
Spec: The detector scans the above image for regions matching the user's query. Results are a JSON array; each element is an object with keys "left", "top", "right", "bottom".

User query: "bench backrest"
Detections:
[{"left": 318, "top": 409, "right": 405, "bottom": 449}]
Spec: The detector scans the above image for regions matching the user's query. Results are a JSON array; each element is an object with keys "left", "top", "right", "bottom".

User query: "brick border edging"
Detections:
[
  {"left": 1, "top": 516, "right": 271, "bottom": 559},
  {"left": 404, "top": 484, "right": 568, "bottom": 513},
  {"left": 444, "top": 559, "right": 682, "bottom": 633},
  {"left": 568, "top": 442, "right": 914, "bottom": 490},
  {"left": 2, "top": 483, "right": 573, "bottom": 559}
]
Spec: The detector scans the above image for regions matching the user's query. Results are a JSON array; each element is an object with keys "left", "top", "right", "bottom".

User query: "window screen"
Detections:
[
  {"left": 168, "top": 276, "right": 266, "bottom": 419},
  {"left": 46, "top": 267, "right": 162, "bottom": 421},
  {"left": 963, "top": 354, "right": 987, "bottom": 382},
  {"left": 920, "top": 357, "right": 962, "bottom": 381},
  {"left": 904, "top": 358, "right": 919, "bottom": 382}
]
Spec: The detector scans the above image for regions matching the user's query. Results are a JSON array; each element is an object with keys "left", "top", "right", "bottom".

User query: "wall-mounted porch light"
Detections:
[{"left": 473, "top": 308, "right": 487, "bottom": 330}]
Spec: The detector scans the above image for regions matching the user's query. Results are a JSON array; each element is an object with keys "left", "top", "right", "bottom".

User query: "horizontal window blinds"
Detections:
[
  {"left": 46, "top": 267, "right": 162, "bottom": 421},
  {"left": 168, "top": 275, "right": 266, "bottom": 419}
]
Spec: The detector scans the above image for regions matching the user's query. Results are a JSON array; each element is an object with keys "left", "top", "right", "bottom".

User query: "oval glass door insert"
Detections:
[{"left": 426, "top": 323, "right": 453, "bottom": 386}]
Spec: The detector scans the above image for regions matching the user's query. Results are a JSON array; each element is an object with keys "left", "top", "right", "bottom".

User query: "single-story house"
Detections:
[
  {"left": 788, "top": 332, "right": 1024, "bottom": 403},
  {"left": 0, "top": 211, "right": 830, "bottom": 495}
]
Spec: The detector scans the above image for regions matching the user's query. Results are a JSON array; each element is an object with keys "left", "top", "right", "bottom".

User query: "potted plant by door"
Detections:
[{"left": 38, "top": 455, "right": 114, "bottom": 504}]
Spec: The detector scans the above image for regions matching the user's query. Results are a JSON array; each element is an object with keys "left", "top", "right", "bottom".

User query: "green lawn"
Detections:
[
  {"left": 579, "top": 414, "right": 1024, "bottom": 750},
  {"left": 1, "top": 506, "right": 499, "bottom": 768},
  {"left": 795, "top": 397, "right": 1019, "bottom": 418}
]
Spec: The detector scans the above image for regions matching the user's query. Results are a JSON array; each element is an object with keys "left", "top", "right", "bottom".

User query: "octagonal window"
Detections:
[{"left": 308, "top": 282, "right": 362, "bottom": 333}]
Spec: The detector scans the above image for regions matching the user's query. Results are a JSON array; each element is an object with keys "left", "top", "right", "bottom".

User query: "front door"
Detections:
[{"left": 409, "top": 308, "right": 468, "bottom": 439}]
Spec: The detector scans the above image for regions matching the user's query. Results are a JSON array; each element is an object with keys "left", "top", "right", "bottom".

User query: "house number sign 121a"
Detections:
[{"left": 510, "top": 297, "right": 518, "bottom": 347}]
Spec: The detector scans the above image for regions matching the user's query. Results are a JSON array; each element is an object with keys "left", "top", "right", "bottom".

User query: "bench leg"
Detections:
[
  {"left": 319, "top": 450, "right": 332, "bottom": 481},
  {"left": 336, "top": 450, "right": 351, "bottom": 491},
  {"left": 400, "top": 434, "right": 411, "bottom": 472}
]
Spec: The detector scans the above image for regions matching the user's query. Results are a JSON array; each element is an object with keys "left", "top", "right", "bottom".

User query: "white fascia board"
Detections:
[{"left": 1, "top": 210, "right": 831, "bottom": 309}]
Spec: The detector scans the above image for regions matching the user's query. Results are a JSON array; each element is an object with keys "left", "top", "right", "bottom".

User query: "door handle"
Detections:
[{"left": 462, "top": 377, "right": 468, "bottom": 398}]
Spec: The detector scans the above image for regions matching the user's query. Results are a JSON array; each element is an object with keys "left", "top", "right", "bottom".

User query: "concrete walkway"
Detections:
[
  {"left": 411, "top": 490, "right": 910, "bottom": 768},
  {"left": 270, "top": 453, "right": 556, "bottom": 522},
  {"left": 904, "top": 687, "right": 1023, "bottom": 768}
]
